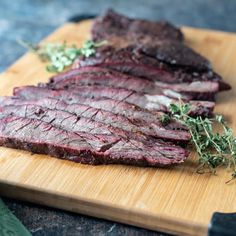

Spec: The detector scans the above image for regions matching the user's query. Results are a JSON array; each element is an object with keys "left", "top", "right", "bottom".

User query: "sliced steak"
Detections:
[
  {"left": 7, "top": 89, "right": 188, "bottom": 131},
  {"left": 44, "top": 66, "right": 218, "bottom": 100},
  {"left": 92, "top": 9, "right": 184, "bottom": 42},
  {"left": 10, "top": 87, "right": 174, "bottom": 127},
  {"left": 73, "top": 46, "right": 230, "bottom": 92},
  {"left": 13, "top": 85, "right": 214, "bottom": 117},
  {"left": 0, "top": 104, "right": 132, "bottom": 138},
  {"left": 0, "top": 116, "right": 188, "bottom": 166},
  {"left": 1, "top": 96, "right": 190, "bottom": 143}
]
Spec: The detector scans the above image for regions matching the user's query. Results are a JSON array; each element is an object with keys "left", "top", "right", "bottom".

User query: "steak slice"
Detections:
[
  {"left": 10, "top": 87, "right": 173, "bottom": 127},
  {"left": 44, "top": 66, "right": 218, "bottom": 100},
  {"left": 0, "top": 103, "right": 190, "bottom": 145},
  {"left": 92, "top": 9, "right": 184, "bottom": 42},
  {"left": 0, "top": 115, "right": 189, "bottom": 166},
  {"left": 13, "top": 86, "right": 214, "bottom": 117},
  {"left": 1, "top": 96, "right": 190, "bottom": 143},
  {"left": 73, "top": 46, "right": 230, "bottom": 91},
  {"left": 8, "top": 89, "right": 188, "bottom": 131},
  {"left": 0, "top": 104, "right": 131, "bottom": 138}
]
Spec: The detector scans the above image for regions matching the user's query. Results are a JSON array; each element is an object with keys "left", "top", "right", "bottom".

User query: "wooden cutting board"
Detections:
[{"left": 0, "top": 20, "right": 236, "bottom": 236}]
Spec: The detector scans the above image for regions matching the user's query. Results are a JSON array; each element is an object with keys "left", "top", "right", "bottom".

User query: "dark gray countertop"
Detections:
[{"left": 1, "top": 0, "right": 236, "bottom": 235}]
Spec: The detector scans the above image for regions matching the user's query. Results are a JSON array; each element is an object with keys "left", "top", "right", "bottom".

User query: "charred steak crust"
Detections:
[{"left": 92, "top": 9, "right": 184, "bottom": 42}]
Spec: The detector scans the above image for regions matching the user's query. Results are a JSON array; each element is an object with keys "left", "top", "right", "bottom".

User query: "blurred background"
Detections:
[
  {"left": 1, "top": 0, "right": 236, "bottom": 235},
  {"left": 1, "top": 0, "right": 236, "bottom": 72}
]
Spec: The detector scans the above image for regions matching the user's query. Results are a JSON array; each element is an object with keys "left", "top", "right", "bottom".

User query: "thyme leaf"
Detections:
[
  {"left": 18, "top": 39, "right": 107, "bottom": 73},
  {"left": 168, "top": 102, "right": 236, "bottom": 182},
  {"left": 159, "top": 114, "right": 171, "bottom": 125}
]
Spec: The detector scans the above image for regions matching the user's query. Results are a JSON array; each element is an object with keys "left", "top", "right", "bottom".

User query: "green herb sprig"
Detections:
[
  {"left": 18, "top": 39, "right": 107, "bottom": 73},
  {"left": 163, "top": 103, "right": 236, "bottom": 182}
]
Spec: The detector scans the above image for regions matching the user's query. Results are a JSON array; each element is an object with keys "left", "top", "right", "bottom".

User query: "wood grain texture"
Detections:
[{"left": 0, "top": 20, "right": 236, "bottom": 236}]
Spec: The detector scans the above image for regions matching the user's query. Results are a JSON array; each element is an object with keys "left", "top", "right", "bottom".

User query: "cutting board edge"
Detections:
[{"left": 0, "top": 180, "right": 207, "bottom": 236}]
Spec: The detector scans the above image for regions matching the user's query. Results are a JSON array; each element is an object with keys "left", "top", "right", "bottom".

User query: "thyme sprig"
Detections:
[
  {"left": 18, "top": 39, "right": 107, "bottom": 73},
  {"left": 166, "top": 103, "right": 236, "bottom": 182}
]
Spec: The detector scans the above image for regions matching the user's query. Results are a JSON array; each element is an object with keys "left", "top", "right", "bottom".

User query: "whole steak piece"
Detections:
[
  {"left": 91, "top": 9, "right": 211, "bottom": 72},
  {"left": 81, "top": 9, "right": 231, "bottom": 93}
]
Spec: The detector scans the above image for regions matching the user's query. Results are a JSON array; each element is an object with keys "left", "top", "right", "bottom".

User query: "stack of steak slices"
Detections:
[
  {"left": 0, "top": 10, "right": 231, "bottom": 167},
  {"left": 0, "top": 87, "right": 190, "bottom": 166},
  {"left": 74, "top": 9, "right": 231, "bottom": 98}
]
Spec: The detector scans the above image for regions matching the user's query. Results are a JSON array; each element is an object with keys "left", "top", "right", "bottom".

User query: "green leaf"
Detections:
[
  {"left": 215, "top": 114, "right": 224, "bottom": 123},
  {"left": 182, "top": 104, "right": 190, "bottom": 114},
  {"left": 0, "top": 198, "right": 32, "bottom": 236},
  {"left": 169, "top": 102, "right": 236, "bottom": 181},
  {"left": 159, "top": 114, "right": 171, "bottom": 125},
  {"left": 169, "top": 103, "right": 180, "bottom": 114}
]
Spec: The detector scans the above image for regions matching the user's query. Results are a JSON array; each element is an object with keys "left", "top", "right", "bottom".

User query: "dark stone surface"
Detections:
[
  {"left": 3, "top": 198, "right": 170, "bottom": 236},
  {"left": 1, "top": 0, "right": 236, "bottom": 235}
]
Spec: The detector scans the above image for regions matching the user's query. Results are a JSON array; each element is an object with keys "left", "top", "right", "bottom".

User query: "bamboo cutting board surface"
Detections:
[{"left": 0, "top": 20, "right": 236, "bottom": 236}]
